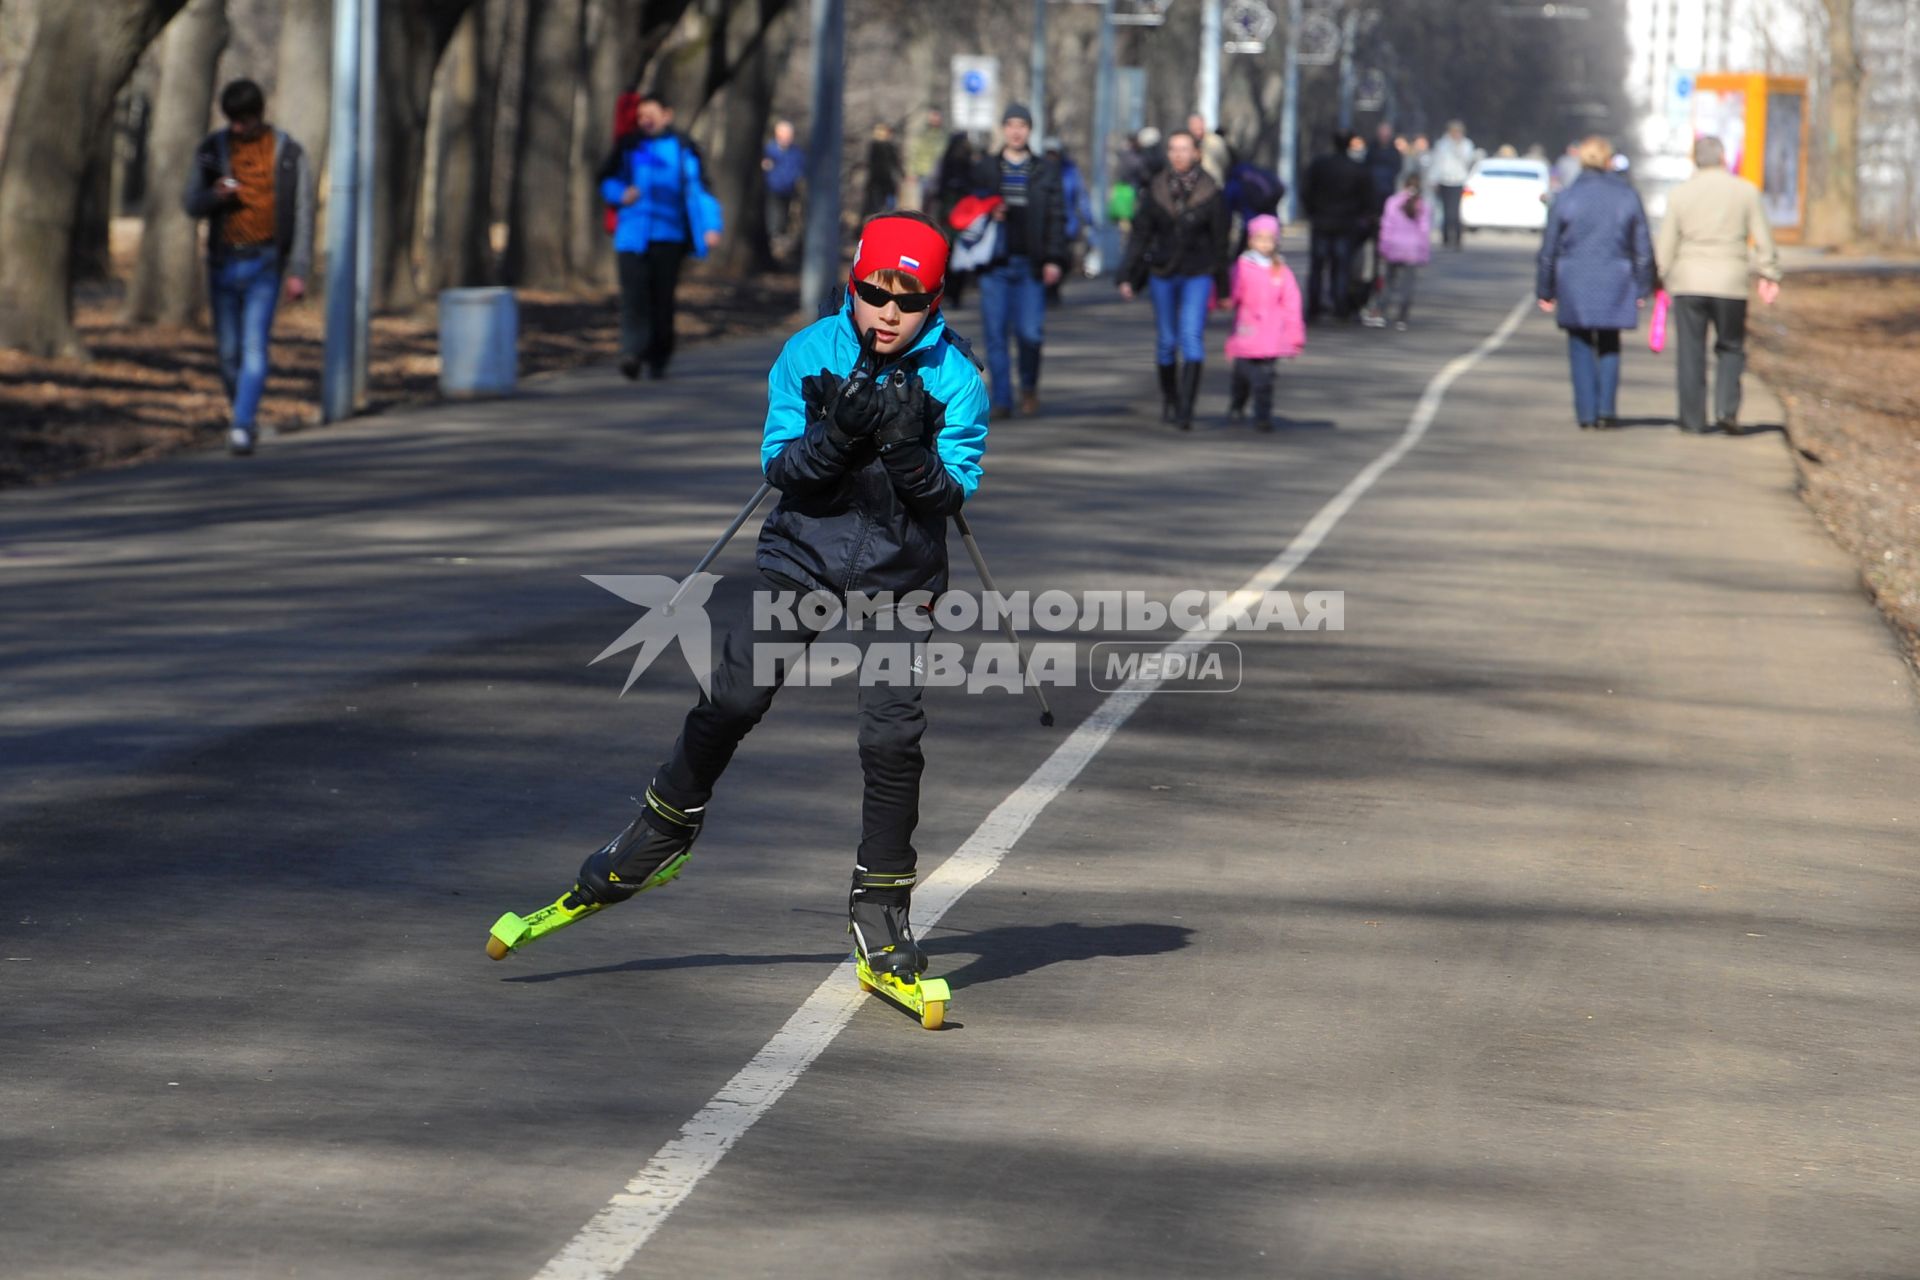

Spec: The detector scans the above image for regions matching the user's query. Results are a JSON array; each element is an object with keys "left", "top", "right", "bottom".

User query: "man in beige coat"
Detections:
[{"left": 1656, "top": 136, "right": 1783, "bottom": 434}]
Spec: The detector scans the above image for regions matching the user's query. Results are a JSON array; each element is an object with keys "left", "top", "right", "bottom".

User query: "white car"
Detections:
[{"left": 1460, "top": 158, "right": 1551, "bottom": 232}]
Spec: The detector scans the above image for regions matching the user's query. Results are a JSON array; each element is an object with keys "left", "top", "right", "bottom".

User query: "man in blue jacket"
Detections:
[
  {"left": 558, "top": 212, "right": 987, "bottom": 984},
  {"left": 597, "top": 94, "right": 724, "bottom": 380}
]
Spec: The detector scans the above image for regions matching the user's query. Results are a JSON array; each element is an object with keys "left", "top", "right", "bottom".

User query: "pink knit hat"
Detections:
[{"left": 1246, "top": 214, "right": 1281, "bottom": 238}]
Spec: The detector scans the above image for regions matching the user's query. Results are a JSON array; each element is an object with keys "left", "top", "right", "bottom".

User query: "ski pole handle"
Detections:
[
  {"left": 666, "top": 482, "right": 775, "bottom": 614},
  {"left": 953, "top": 510, "right": 1055, "bottom": 727}
]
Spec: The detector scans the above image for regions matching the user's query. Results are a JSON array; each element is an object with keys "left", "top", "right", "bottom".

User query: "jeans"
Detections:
[
  {"left": 1672, "top": 294, "right": 1748, "bottom": 430},
  {"left": 654, "top": 576, "right": 926, "bottom": 874},
  {"left": 1307, "top": 230, "right": 1355, "bottom": 318},
  {"left": 1383, "top": 262, "right": 1419, "bottom": 321},
  {"left": 210, "top": 247, "right": 282, "bottom": 430},
  {"left": 976, "top": 255, "right": 1047, "bottom": 408},
  {"left": 1148, "top": 274, "right": 1212, "bottom": 364},
  {"left": 1437, "top": 184, "right": 1464, "bottom": 247},
  {"left": 617, "top": 241, "right": 688, "bottom": 372},
  {"left": 1565, "top": 327, "right": 1622, "bottom": 424}
]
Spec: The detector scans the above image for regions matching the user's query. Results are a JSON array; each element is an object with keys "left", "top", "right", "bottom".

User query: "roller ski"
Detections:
[
  {"left": 849, "top": 868, "right": 950, "bottom": 1030},
  {"left": 486, "top": 787, "right": 702, "bottom": 959}
]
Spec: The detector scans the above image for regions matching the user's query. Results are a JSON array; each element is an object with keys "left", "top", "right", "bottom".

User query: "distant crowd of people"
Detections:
[{"left": 182, "top": 71, "right": 1787, "bottom": 456}]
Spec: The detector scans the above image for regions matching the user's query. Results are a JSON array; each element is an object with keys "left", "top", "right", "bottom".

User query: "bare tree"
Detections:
[
  {"left": 371, "top": 0, "right": 475, "bottom": 310},
  {"left": 0, "top": 0, "right": 189, "bottom": 354},
  {"left": 273, "top": 0, "right": 332, "bottom": 185},
  {"left": 1808, "top": 0, "right": 1862, "bottom": 245},
  {"left": 127, "top": 0, "right": 230, "bottom": 324},
  {"left": 505, "top": 0, "right": 585, "bottom": 287},
  {"left": 426, "top": 3, "right": 496, "bottom": 288}
]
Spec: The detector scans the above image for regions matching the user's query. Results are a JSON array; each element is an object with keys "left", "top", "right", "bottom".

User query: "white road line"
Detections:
[{"left": 531, "top": 295, "right": 1535, "bottom": 1280}]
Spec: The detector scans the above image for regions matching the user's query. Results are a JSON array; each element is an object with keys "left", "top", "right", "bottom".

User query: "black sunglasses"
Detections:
[{"left": 853, "top": 279, "right": 941, "bottom": 313}]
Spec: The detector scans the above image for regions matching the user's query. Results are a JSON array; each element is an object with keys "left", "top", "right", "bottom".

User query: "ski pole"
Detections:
[
  {"left": 953, "top": 510, "right": 1055, "bottom": 727},
  {"left": 664, "top": 482, "right": 774, "bottom": 615},
  {"left": 664, "top": 330, "right": 880, "bottom": 616}
]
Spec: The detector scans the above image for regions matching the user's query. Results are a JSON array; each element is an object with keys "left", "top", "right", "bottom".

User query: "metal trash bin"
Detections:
[{"left": 438, "top": 287, "right": 518, "bottom": 398}]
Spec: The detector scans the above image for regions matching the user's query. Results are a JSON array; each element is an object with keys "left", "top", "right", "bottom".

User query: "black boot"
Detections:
[
  {"left": 1228, "top": 364, "right": 1249, "bottom": 421},
  {"left": 1253, "top": 384, "right": 1275, "bottom": 433},
  {"left": 1157, "top": 364, "right": 1178, "bottom": 422},
  {"left": 849, "top": 867, "right": 925, "bottom": 980},
  {"left": 571, "top": 785, "right": 704, "bottom": 906},
  {"left": 1175, "top": 360, "right": 1204, "bottom": 431}
]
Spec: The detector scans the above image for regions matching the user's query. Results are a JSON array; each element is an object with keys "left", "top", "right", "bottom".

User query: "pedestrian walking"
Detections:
[
  {"left": 1535, "top": 135, "right": 1655, "bottom": 431},
  {"left": 969, "top": 103, "right": 1068, "bottom": 418},
  {"left": 598, "top": 94, "right": 724, "bottom": 381},
  {"left": 1376, "top": 173, "right": 1432, "bottom": 329},
  {"left": 1430, "top": 120, "right": 1476, "bottom": 250},
  {"left": 863, "top": 123, "right": 903, "bottom": 218},
  {"left": 1221, "top": 215, "right": 1305, "bottom": 433},
  {"left": 934, "top": 132, "right": 978, "bottom": 307},
  {"left": 904, "top": 108, "right": 946, "bottom": 210},
  {"left": 1118, "top": 130, "right": 1231, "bottom": 431},
  {"left": 760, "top": 119, "right": 805, "bottom": 266},
  {"left": 1655, "top": 135, "right": 1783, "bottom": 435},
  {"left": 182, "top": 79, "right": 315, "bottom": 456},
  {"left": 1360, "top": 121, "right": 1405, "bottom": 324},
  {"left": 511, "top": 211, "right": 987, "bottom": 1016},
  {"left": 1187, "top": 113, "right": 1233, "bottom": 185},
  {"left": 1300, "top": 129, "right": 1374, "bottom": 323},
  {"left": 1048, "top": 139, "right": 1093, "bottom": 301}
]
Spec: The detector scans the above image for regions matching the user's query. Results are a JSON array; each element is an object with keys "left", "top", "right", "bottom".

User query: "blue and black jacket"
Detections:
[
  {"left": 597, "top": 130, "right": 723, "bottom": 257},
  {"left": 758, "top": 299, "right": 989, "bottom": 598}
]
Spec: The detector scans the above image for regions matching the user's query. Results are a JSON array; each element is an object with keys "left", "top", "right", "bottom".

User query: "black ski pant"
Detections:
[
  {"left": 616, "top": 241, "right": 688, "bottom": 373},
  {"left": 653, "top": 576, "right": 926, "bottom": 879},
  {"left": 1672, "top": 294, "right": 1748, "bottom": 431},
  {"left": 1437, "top": 184, "right": 1465, "bottom": 247}
]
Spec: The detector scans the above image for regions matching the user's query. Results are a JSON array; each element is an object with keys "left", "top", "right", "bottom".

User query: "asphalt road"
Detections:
[{"left": 4, "top": 242, "right": 1917, "bottom": 1279}]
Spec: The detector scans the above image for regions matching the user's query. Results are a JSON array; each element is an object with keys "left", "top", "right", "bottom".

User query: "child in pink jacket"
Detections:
[
  {"left": 1223, "top": 214, "right": 1305, "bottom": 432},
  {"left": 1376, "top": 175, "right": 1432, "bottom": 330}
]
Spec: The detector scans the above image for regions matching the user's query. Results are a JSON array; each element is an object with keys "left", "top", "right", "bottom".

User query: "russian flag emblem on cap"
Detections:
[{"left": 898, "top": 254, "right": 921, "bottom": 271}]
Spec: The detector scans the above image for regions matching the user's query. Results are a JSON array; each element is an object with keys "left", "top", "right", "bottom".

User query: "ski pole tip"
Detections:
[{"left": 1040, "top": 711, "right": 1055, "bottom": 728}]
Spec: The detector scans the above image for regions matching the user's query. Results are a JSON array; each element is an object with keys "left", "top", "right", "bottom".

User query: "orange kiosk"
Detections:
[{"left": 1688, "top": 73, "right": 1810, "bottom": 242}]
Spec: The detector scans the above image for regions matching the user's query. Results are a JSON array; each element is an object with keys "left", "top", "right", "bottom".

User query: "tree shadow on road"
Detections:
[
  {"left": 500, "top": 950, "right": 849, "bottom": 983},
  {"left": 922, "top": 920, "right": 1193, "bottom": 990}
]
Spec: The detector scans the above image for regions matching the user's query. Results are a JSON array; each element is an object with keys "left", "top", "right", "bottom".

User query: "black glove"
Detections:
[
  {"left": 800, "top": 371, "right": 844, "bottom": 421},
  {"left": 827, "top": 368, "right": 889, "bottom": 446},
  {"left": 873, "top": 370, "right": 929, "bottom": 454}
]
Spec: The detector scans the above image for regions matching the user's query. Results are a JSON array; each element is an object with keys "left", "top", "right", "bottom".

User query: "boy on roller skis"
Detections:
[{"left": 565, "top": 210, "right": 987, "bottom": 983}]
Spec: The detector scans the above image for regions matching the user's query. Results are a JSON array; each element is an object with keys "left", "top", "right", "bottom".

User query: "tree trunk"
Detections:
[
  {"left": 72, "top": 126, "right": 116, "bottom": 284},
  {"left": 0, "top": 0, "right": 188, "bottom": 354},
  {"left": 708, "top": 0, "right": 794, "bottom": 275},
  {"left": 274, "top": 0, "right": 331, "bottom": 183},
  {"left": 372, "top": 0, "right": 474, "bottom": 311},
  {"left": 427, "top": 3, "right": 495, "bottom": 288},
  {"left": 505, "top": 0, "right": 585, "bottom": 288},
  {"left": 1807, "top": 0, "right": 1860, "bottom": 246},
  {"left": 575, "top": 0, "right": 645, "bottom": 290},
  {"left": 127, "top": 0, "right": 229, "bottom": 324}
]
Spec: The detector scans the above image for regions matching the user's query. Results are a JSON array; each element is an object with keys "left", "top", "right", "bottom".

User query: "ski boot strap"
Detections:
[{"left": 643, "top": 784, "right": 703, "bottom": 836}]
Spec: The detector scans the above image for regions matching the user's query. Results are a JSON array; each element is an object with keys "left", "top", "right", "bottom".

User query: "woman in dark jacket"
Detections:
[
  {"left": 1119, "top": 131, "right": 1231, "bottom": 430},
  {"left": 1536, "top": 135, "right": 1655, "bottom": 429}
]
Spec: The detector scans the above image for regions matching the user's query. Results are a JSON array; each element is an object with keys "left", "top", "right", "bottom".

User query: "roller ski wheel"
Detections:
[
  {"left": 485, "top": 787, "right": 702, "bottom": 960},
  {"left": 855, "top": 952, "right": 950, "bottom": 1030},
  {"left": 848, "top": 868, "right": 945, "bottom": 1029}
]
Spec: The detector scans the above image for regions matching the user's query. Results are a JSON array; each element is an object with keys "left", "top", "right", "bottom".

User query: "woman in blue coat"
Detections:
[{"left": 1536, "top": 136, "right": 1655, "bottom": 429}]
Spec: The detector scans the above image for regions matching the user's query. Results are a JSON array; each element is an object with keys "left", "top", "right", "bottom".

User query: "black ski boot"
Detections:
[
  {"left": 1157, "top": 363, "right": 1179, "bottom": 422},
  {"left": 848, "top": 867, "right": 925, "bottom": 981},
  {"left": 570, "top": 784, "right": 704, "bottom": 907},
  {"left": 1175, "top": 360, "right": 1204, "bottom": 431}
]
